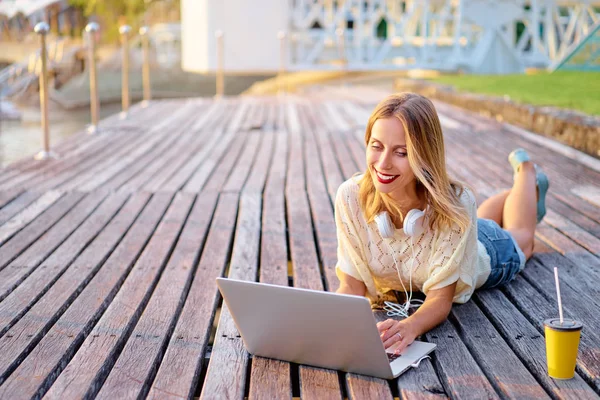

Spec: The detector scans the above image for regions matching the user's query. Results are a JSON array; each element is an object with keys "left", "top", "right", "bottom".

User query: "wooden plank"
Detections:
[
  {"left": 243, "top": 131, "right": 275, "bottom": 194},
  {"left": 0, "top": 191, "right": 41, "bottom": 226},
  {"left": 0, "top": 191, "right": 84, "bottom": 271},
  {"left": 182, "top": 131, "right": 239, "bottom": 193},
  {"left": 0, "top": 193, "right": 149, "bottom": 385},
  {"left": 225, "top": 101, "right": 251, "bottom": 133},
  {"left": 67, "top": 105, "right": 199, "bottom": 192},
  {"left": 249, "top": 100, "right": 266, "bottom": 130},
  {"left": 451, "top": 302, "right": 550, "bottom": 399},
  {"left": 0, "top": 192, "right": 107, "bottom": 301},
  {"left": 0, "top": 190, "right": 63, "bottom": 246},
  {"left": 27, "top": 104, "right": 189, "bottom": 193},
  {"left": 95, "top": 192, "right": 233, "bottom": 400},
  {"left": 331, "top": 129, "right": 361, "bottom": 181},
  {"left": 189, "top": 102, "right": 225, "bottom": 133},
  {"left": 304, "top": 104, "right": 344, "bottom": 201},
  {"left": 0, "top": 193, "right": 128, "bottom": 334},
  {"left": 323, "top": 101, "right": 352, "bottom": 132},
  {"left": 200, "top": 192, "right": 261, "bottom": 399},
  {"left": 0, "top": 193, "right": 174, "bottom": 399},
  {"left": 503, "top": 276, "right": 600, "bottom": 390},
  {"left": 343, "top": 133, "right": 367, "bottom": 176},
  {"left": 0, "top": 128, "right": 137, "bottom": 192},
  {"left": 395, "top": 361, "right": 447, "bottom": 400},
  {"left": 286, "top": 103, "right": 343, "bottom": 399},
  {"left": 189, "top": 133, "right": 248, "bottom": 194},
  {"left": 0, "top": 188, "right": 24, "bottom": 210},
  {"left": 140, "top": 128, "right": 214, "bottom": 191},
  {"left": 542, "top": 210, "right": 600, "bottom": 255},
  {"left": 159, "top": 126, "right": 227, "bottom": 192},
  {"left": 0, "top": 103, "right": 159, "bottom": 182},
  {"left": 263, "top": 101, "right": 277, "bottom": 131},
  {"left": 87, "top": 104, "right": 203, "bottom": 192},
  {"left": 43, "top": 193, "right": 197, "bottom": 400},
  {"left": 533, "top": 250, "right": 600, "bottom": 300},
  {"left": 475, "top": 289, "right": 600, "bottom": 399},
  {"left": 241, "top": 102, "right": 258, "bottom": 131},
  {"left": 303, "top": 107, "right": 342, "bottom": 293},
  {"left": 133, "top": 108, "right": 214, "bottom": 192},
  {"left": 249, "top": 129, "right": 292, "bottom": 400},
  {"left": 159, "top": 104, "right": 242, "bottom": 193},
  {"left": 222, "top": 132, "right": 262, "bottom": 193},
  {"left": 425, "top": 320, "right": 499, "bottom": 399},
  {"left": 121, "top": 121, "right": 206, "bottom": 193},
  {"left": 546, "top": 196, "right": 600, "bottom": 237},
  {"left": 100, "top": 128, "right": 189, "bottom": 192}
]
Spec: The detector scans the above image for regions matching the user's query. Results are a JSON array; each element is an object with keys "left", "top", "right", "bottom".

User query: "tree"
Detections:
[{"left": 69, "top": 0, "right": 149, "bottom": 43}]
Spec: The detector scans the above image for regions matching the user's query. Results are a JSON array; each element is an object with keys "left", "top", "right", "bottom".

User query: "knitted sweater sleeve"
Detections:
[{"left": 333, "top": 181, "right": 379, "bottom": 301}]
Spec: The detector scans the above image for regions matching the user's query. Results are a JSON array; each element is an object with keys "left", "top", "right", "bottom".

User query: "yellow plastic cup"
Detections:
[{"left": 544, "top": 318, "right": 583, "bottom": 379}]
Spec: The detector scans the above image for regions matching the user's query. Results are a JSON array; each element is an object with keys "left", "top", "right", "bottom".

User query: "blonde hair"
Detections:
[{"left": 358, "top": 93, "right": 470, "bottom": 233}]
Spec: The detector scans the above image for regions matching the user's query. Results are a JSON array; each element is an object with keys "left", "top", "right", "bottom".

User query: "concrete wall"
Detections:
[{"left": 181, "top": 0, "right": 288, "bottom": 73}]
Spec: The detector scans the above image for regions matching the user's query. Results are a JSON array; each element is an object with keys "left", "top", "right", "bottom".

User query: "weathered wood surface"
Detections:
[{"left": 0, "top": 91, "right": 598, "bottom": 399}]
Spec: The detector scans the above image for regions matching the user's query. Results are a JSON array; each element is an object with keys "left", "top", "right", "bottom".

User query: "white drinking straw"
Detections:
[{"left": 554, "top": 267, "right": 564, "bottom": 325}]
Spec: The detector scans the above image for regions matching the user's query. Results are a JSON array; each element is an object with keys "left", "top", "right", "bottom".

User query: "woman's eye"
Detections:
[
  {"left": 396, "top": 152, "right": 407, "bottom": 157},
  {"left": 371, "top": 144, "right": 381, "bottom": 149}
]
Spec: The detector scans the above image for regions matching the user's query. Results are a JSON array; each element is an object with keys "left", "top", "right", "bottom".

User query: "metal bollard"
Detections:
[
  {"left": 215, "top": 30, "right": 224, "bottom": 99},
  {"left": 33, "top": 22, "right": 56, "bottom": 160},
  {"left": 119, "top": 25, "right": 131, "bottom": 118},
  {"left": 139, "top": 26, "right": 151, "bottom": 107},
  {"left": 277, "top": 31, "right": 286, "bottom": 96},
  {"left": 85, "top": 22, "right": 100, "bottom": 134},
  {"left": 336, "top": 28, "right": 347, "bottom": 87}
]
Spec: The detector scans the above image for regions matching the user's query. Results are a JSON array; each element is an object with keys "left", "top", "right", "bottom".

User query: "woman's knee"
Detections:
[{"left": 507, "top": 228, "right": 534, "bottom": 258}]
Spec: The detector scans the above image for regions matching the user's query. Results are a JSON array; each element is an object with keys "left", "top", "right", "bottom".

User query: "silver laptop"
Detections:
[{"left": 216, "top": 278, "right": 436, "bottom": 379}]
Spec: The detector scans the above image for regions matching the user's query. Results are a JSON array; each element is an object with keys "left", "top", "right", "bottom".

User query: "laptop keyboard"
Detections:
[{"left": 387, "top": 352, "right": 401, "bottom": 363}]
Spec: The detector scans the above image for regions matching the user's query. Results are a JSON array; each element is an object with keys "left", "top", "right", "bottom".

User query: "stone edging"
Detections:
[{"left": 395, "top": 78, "right": 600, "bottom": 158}]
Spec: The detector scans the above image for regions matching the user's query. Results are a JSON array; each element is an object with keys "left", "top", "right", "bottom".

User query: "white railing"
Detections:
[{"left": 288, "top": 0, "right": 600, "bottom": 73}]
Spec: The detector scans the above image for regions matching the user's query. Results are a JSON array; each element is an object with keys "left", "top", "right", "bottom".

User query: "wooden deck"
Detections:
[{"left": 0, "top": 87, "right": 599, "bottom": 400}]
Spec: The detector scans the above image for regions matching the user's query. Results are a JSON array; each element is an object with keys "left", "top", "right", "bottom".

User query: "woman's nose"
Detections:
[{"left": 378, "top": 151, "right": 393, "bottom": 170}]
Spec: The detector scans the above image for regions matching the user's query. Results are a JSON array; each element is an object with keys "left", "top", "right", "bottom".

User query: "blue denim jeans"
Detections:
[{"left": 478, "top": 218, "right": 526, "bottom": 289}]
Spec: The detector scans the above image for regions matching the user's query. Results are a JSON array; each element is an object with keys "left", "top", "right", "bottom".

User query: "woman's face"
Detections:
[{"left": 366, "top": 117, "right": 417, "bottom": 200}]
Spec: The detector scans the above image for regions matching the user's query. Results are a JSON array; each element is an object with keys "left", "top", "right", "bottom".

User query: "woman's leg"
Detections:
[
  {"left": 502, "top": 161, "right": 537, "bottom": 259},
  {"left": 477, "top": 190, "right": 510, "bottom": 226}
]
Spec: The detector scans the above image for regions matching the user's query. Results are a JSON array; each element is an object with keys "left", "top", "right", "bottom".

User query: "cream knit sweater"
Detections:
[{"left": 334, "top": 176, "right": 491, "bottom": 304}]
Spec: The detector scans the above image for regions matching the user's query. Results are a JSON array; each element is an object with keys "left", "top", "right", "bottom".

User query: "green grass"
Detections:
[{"left": 429, "top": 71, "right": 600, "bottom": 116}]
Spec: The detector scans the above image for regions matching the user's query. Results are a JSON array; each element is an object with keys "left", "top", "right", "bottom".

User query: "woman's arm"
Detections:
[
  {"left": 377, "top": 282, "right": 457, "bottom": 354},
  {"left": 336, "top": 270, "right": 367, "bottom": 296}
]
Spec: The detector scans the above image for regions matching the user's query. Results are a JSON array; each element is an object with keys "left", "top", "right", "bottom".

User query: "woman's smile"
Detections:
[{"left": 374, "top": 168, "right": 400, "bottom": 184}]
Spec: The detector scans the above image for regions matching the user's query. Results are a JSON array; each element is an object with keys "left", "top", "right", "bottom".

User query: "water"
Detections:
[{"left": 0, "top": 102, "right": 122, "bottom": 167}]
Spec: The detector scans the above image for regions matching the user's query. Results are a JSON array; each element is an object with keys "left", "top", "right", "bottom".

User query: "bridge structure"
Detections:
[{"left": 182, "top": 0, "right": 600, "bottom": 74}]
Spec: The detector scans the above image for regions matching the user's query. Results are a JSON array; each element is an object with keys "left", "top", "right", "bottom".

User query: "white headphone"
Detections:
[
  {"left": 374, "top": 209, "right": 425, "bottom": 239},
  {"left": 374, "top": 209, "right": 426, "bottom": 318}
]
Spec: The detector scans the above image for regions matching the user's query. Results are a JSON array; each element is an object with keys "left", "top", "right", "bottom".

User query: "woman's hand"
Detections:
[
  {"left": 377, "top": 283, "right": 457, "bottom": 355},
  {"left": 377, "top": 319, "right": 418, "bottom": 354}
]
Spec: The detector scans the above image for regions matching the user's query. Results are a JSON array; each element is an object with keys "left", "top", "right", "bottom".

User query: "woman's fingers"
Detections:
[
  {"left": 383, "top": 331, "right": 403, "bottom": 348},
  {"left": 379, "top": 320, "right": 402, "bottom": 342},
  {"left": 393, "top": 338, "right": 409, "bottom": 354},
  {"left": 376, "top": 319, "right": 395, "bottom": 333}
]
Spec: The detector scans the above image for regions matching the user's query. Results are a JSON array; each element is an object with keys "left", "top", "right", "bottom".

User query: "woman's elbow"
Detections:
[{"left": 336, "top": 271, "right": 366, "bottom": 297}]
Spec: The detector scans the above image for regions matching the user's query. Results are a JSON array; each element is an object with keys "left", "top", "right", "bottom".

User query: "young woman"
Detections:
[{"left": 335, "top": 93, "right": 549, "bottom": 355}]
